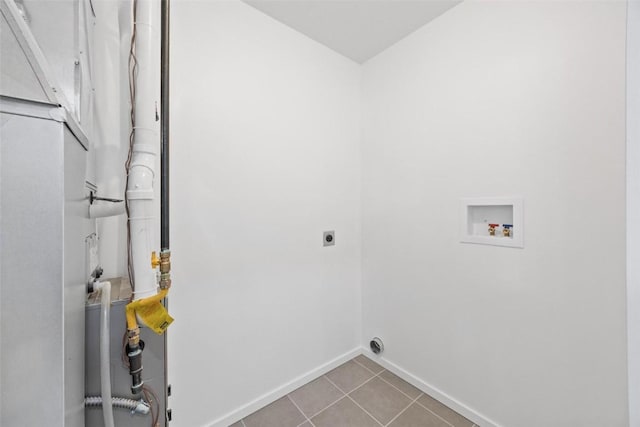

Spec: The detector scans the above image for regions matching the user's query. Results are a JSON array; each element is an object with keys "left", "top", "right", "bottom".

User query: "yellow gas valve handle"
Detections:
[{"left": 151, "top": 251, "right": 160, "bottom": 268}]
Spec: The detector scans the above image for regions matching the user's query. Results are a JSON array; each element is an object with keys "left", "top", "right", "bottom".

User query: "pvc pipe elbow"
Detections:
[
  {"left": 94, "top": 280, "right": 111, "bottom": 291},
  {"left": 89, "top": 203, "right": 125, "bottom": 218}
]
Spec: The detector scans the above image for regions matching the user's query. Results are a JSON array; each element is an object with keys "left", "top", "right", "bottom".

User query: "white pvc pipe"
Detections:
[
  {"left": 127, "top": 0, "right": 160, "bottom": 301},
  {"left": 89, "top": 203, "right": 126, "bottom": 218},
  {"left": 95, "top": 281, "right": 115, "bottom": 427}
]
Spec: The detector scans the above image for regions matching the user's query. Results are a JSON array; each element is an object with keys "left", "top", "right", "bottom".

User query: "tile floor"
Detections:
[{"left": 230, "top": 355, "right": 478, "bottom": 427}]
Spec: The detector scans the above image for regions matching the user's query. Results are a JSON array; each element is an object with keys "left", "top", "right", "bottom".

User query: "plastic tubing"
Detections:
[{"left": 96, "top": 281, "right": 115, "bottom": 427}]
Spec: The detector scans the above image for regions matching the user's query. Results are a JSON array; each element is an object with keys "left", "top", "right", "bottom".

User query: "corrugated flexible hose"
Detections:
[{"left": 84, "top": 396, "right": 150, "bottom": 415}]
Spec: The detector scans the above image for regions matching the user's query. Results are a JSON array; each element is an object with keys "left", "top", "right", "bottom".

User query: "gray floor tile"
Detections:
[
  {"left": 298, "top": 423, "right": 312, "bottom": 427},
  {"left": 243, "top": 396, "right": 306, "bottom": 427},
  {"left": 417, "top": 394, "right": 473, "bottom": 427},
  {"left": 229, "top": 422, "right": 243, "bottom": 427},
  {"left": 289, "top": 376, "right": 344, "bottom": 417},
  {"left": 311, "top": 397, "right": 380, "bottom": 427},
  {"left": 389, "top": 403, "right": 451, "bottom": 427},
  {"left": 354, "top": 355, "right": 385, "bottom": 374},
  {"left": 379, "top": 370, "right": 422, "bottom": 399},
  {"left": 325, "top": 360, "right": 375, "bottom": 393},
  {"left": 350, "top": 376, "right": 412, "bottom": 424}
]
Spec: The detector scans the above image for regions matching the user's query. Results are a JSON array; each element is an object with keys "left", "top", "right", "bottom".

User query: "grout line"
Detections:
[
  {"left": 307, "top": 393, "right": 347, "bottom": 419},
  {"left": 374, "top": 370, "right": 421, "bottom": 402},
  {"left": 324, "top": 374, "right": 385, "bottom": 427},
  {"left": 353, "top": 356, "right": 425, "bottom": 403},
  {"left": 414, "top": 399, "right": 455, "bottom": 427},
  {"left": 323, "top": 374, "right": 347, "bottom": 393},
  {"left": 355, "top": 355, "right": 456, "bottom": 427},
  {"left": 290, "top": 355, "right": 382, "bottom": 426},
  {"left": 294, "top": 372, "right": 356, "bottom": 423},
  {"left": 240, "top": 356, "right": 460, "bottom": 427},
  {"left": 288, "top": 395, "right": 315, "bottom": 427},
  {"left": 324, "top": 367, "right": 381, "bottom": 396},
  {"left": 308, "top": 394, "right": 350, "bottom": 422},
  {"left": 344, "top": 393, "right": 385, "bottom": 426},
  {"left": 350, "top": 357, "right": 463, "bottom": 427},
  {"left": 352, "top": 357, "right": 385, "bottom": 376},
  {"left": 354, "top": 357, "right": 457, "bottom": 427},
  {"left": 384, "top": 392, "right": 423, "bottom": 427},
  {"left": 327, "top": 366, "right": 383, "bottom": 396},
  {"left": 351, "top": 358, "right": 454, "bottom": 427}
]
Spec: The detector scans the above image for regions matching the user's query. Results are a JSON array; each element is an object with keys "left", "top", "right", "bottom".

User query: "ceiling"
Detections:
[{"left": 242, "top": 0, "right": 462, "bottom": 63}]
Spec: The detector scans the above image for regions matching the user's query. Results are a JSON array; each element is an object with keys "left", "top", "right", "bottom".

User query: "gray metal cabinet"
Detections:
[{"left": 0, "top": 98, "right": 90, "bottom": 427}]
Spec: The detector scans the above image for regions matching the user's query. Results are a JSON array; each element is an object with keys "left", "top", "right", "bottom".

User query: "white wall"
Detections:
[
  {"left": 361, "top": 1, "right": 628, "bottom": 426},
  {"left": 628, "top": 2, "right": 640, "bottom": 426},
  {"left": 169, "top": 1, "right": 362, "bottom": 426},
  {"left": 163, "top": 1, "right": 631, "bottom": 426}
]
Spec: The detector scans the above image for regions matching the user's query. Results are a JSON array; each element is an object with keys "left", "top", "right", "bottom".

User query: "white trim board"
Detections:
[
  {"left": 359, "top": 348, "right": 502, "bottom": 427},
  {"left": 627, "top": 1, "right": 640, "bottom": 426},
  {"left": 207, "top": 347, "right": 361, "bottom": 427}
]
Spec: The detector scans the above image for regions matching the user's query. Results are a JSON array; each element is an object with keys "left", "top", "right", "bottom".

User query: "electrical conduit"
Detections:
[{"left": 84, "top": 396, "right": 150, "bottom": 415}]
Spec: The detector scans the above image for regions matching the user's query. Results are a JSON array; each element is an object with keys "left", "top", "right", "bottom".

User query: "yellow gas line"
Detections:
[{"left": 126, "top": 251, "right": 174, "bottom": 339}]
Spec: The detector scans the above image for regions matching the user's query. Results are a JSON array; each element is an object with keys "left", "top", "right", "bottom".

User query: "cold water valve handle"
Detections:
[{"left": 503, "top": 224, "right": 513, "bottom": 237}]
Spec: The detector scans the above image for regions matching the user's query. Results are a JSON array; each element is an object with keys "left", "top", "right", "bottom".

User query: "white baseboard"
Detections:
[
  {"left": 359, "top": 348, "right": 501, "bottom": 427},
  {"left": 208, "top": 347, "right": 362, "bottom": 427}
]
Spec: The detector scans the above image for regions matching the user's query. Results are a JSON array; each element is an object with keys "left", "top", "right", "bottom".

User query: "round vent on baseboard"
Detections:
[{"left": 370, "top": 337, "right": 384, "bottom": 355}]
